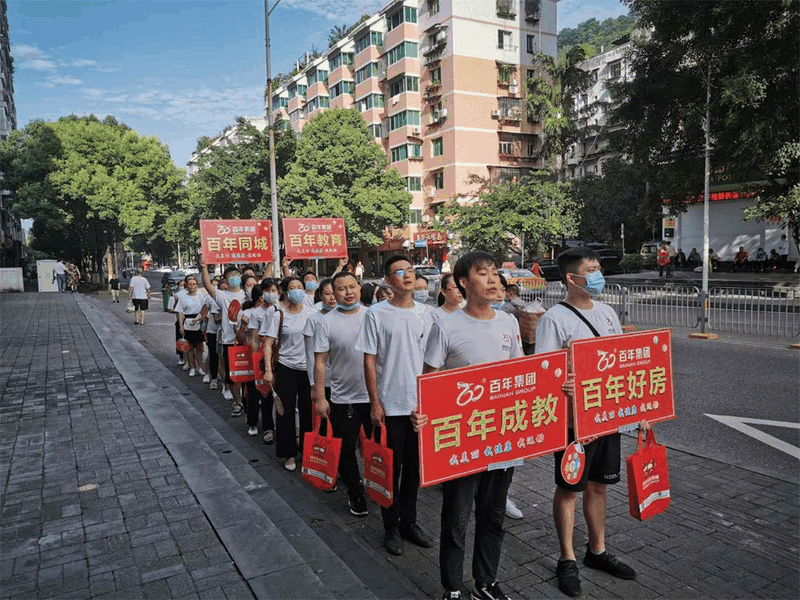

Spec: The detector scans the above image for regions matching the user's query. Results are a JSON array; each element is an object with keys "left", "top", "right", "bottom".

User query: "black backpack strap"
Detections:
[{"left": 558, "top": 301, "right": 601, "bottom": 337}]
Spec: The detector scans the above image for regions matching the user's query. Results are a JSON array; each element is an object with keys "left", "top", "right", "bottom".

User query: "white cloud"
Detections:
[
  {"left": 282, "top": 0, "right": 383, "bottom": 23},
  {"left": 11, "top": 44, "right": 57, "bottom": 71},
  {"left": 38, "top": 75, "right": 84, "bottom": 87},
  {"left": 68, "top": 59, "right": 98, "bottom": 68}
]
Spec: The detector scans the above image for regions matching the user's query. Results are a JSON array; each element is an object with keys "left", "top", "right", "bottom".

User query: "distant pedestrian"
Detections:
[
  {"left": 687, "top": 248, "right": 701, "bottom": 269},
  {"left": 355, "top": 260, "right": 364, "bottom": 282},
  {"left": 657, "top": 242, "right": 673, "bottom": 278},
  {"left": 776, "top": 234, "right": 789, "bottom": 268},
  {"left": 676, "top": 248, "right": 687, "bottom": 269},
  {"left": 769, "top": 249, "right": 780, "bottom": 270},
  {"left": 754, "top": 248, "right": 768, "bottom": 273},
  {"left": 128, "top": 268, "right": 151, "bottom": 325},
  {"left": 67, "top": 263, "right": 80, "bottom": 292},
  {"left": 108, "top": 274, "right": 121, "bottom": 303},
  {"left": 733, "top": 246, "right": 749, "bottom": 272},
  {"left": 53, "top": 259, "right": 68, "bottom": 292}
]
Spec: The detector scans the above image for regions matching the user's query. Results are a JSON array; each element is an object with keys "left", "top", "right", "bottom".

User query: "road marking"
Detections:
[{"left": 705, "top": 414, "right": 800, "bottom": 459}]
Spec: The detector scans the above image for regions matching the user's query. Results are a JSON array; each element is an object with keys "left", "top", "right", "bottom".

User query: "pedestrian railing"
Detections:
[{"left": 516, "top": 280, "right": 800, "bottom": 338}]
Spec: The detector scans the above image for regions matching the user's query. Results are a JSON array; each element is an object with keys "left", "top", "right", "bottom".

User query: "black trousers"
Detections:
[
  {"left": 378, "top": 416, "right": 420, "bottom": 532},
  {"left": 274, "top": 363, "right": 311, "bottom": 459},
  {"left": 329, "top": 402, "right": 372, "bottom": 495},
  {"left": 245, "top": 381, "right": 274, "bottom": 431},
  {"left": 174, "top": 320, "right": 182, "bottom": 356},
  {"left": 440, "top": 468, "right": 514, "bottom": 592},
  {"left": 206, "top": 333, "right": 218, "bottom": 379}
]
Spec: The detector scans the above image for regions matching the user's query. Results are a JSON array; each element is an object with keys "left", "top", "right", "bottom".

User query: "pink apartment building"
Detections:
[{"left": 270, "top": 0, "right": 557, "bottom": 265}]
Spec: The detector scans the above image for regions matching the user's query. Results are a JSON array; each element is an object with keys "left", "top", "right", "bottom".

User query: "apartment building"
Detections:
[
  {"left": 270, "top": 0, "right": 558, "bottom": 262},
  {"left": 0, "top": 0, "right": 16, "bottom": 141},
  {"left": 186, "top": 116, "right": 268, "bottom": 176}
]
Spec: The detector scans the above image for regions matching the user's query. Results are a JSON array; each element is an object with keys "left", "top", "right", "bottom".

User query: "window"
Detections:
[
  {"left": 310, "top": 70, "right": 328, "bottom": 85},
  {"left": 433, "top": 170, "right": 444, "bottom": 189},
  {"left": 389, "top": 74, "right": 420, "bottom": 97},
  {"left": 297, "top": 85, "right": 307, "bottom": 96},
  {"left": 391, "top": 145, "right": 408, "bottom": 162},
  {"left": 405, "top": 6, "right": 418, "bottom": 23},
  {"left": 527, "top": 69, "right": 535, "bottom": 80},
  {"left": 526, "top": 35, "right": 536, "bottom": 54},
  {"left": 409, "top": 208, "right": 423, "bottom": 225},
  {"left": 580, "top": 93, "right": 588, "bottom": 106},
  {"left": 355, "top": 31, "right": 383, "bottom": 53},
  {"left": 497, "top": 30, "right": 512, "bottom": 50},
  {"left": 590, "top": 68, "right": 599, "bottom": 83},
  {"left": 387, "top": 7, "right": 417, "bottom": 31},
  {"left": 329, "top": 53, "right": 354, "bottom": 70},
  {"left": 389, "top": 110, "right": 420, "bottom": 131},
  {"left": 272, "top": 96, "right": 288, "bottom": 108},
  {"left": 330, "top": 81, "right": 354, "bottom": 99},
  {"left": 430, "top": 66, "right": 441, "bottom": 85},
  {"left": 498, "top": 97, "right": 523, "bottom": 118},
  {"left": 609, "top": 61, "right": 622, "bottom": 79},
  {"left": 431, "top": 137, "right": 443, "bottom": 157},
  {"left": 356, "top": 63, "right": 378, "bottom": 84},
  {"left": 358, "top": 93, "right": 385, "bottom": 112},
  {"left": 288, "top": 87, "right": 296, "bottom": 99},
  {"left": 319, "top": 96, "right": 330, "bottom": 108},
  {"left": 307, "top": 97, "right": 318, "bottom": 113},
  {"left": 407, "top": 177, "right": 422, "bottom": 192},
  {"left": 499, "top": 141, "right": 513, "bottom": 155},
  {"left": 527, "top": 141, "right": 536, "bottom": 157},
  {"left": 409, "top": 144, "right": 422, "bottom": 158},
  {"left": 427, "top": 0, "right": 440, "bottom": 15},
  {"left": 495, "top": 167, "right": 528, "bottom": 184},
  {"left": 388, "top": 41, "right": 418, "bottom": 65},
  {"left": 369, "top": 123, "right": 382, "bottom": 138},
  {"left": 498, "top": 64, "right": 515, "bottom": 83},
  {"left": 497, "top": 0, "right": 516, "bottom": 19}
]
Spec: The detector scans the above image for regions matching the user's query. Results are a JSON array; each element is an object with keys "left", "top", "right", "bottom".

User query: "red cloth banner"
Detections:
[
  {"left": 417, "top": 351, "right": 569, "bottom": 487},
  {"left": 413, "top": 229, "right": 448, "bottom": 246},
  {"left": 282, "top": 218, "right": 348, "bottom": 260},
  {"left": 200, "top": 220, "right": 273, "bottom": 264},
  {"left": 570, "top": 328, "right": 675, "bottom": 442}
]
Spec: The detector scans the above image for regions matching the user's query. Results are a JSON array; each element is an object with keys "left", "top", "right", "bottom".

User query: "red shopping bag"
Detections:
[
  {"left": 252, "top": 349, "right": 271, "bottom": 394},
  {"left": 227, "top": 345, "right": 255, "bottom": 382},
  {"left": 301, "top": 419, "right": 341, "bottom": 491},
  {"left": 362, "top": 425, "right": 394, "bottom": 508},
  {"left": 627, "top": 429, "right": 671, "bottom": 521}
]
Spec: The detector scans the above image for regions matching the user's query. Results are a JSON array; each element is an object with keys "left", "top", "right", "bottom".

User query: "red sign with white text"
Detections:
[
  {"left": 282, "top": 218, "right": 348, "bottom": 260},
  {"left": 414, "top": 229, "right": 448, "bottom": 246},
  {"left": 417, "top": 351, "right": 569, "bottom": 487},
  {"left": 570, "top": 329, "right": 675, "bottom": 442},
  {"left": 200, "top": 220, "right": 273, "bottom": 264}
]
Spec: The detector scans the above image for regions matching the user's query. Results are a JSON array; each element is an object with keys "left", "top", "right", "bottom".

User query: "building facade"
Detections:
[
  {"left": 269, "top": 0, "right": 557, "bottom": 262},
  {"left": 186, "top": 116, "right": 268, "bottom": 176}
]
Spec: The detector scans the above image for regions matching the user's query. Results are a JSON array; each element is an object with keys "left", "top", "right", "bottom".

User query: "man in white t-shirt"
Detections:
[
  {"left": 127, "top": 268, "right": 151, "bottom": 325},
  {"left": 535, "top": 247, "right": 645, "bottom": 598},
  {"left": 414, "top": 251, "right": 522, "bottom": 600},
  {"left": 201, "top": 257, "right": 246, "bottom": 414},
  {"left": 314, "top": 272, "right": 372, "bottom": 517},
  {"left": 53, "top": 259, "right": 68, "bottom": 292},
  {"left": 355, "top": 254, "right": 434, "bottom": 556}
]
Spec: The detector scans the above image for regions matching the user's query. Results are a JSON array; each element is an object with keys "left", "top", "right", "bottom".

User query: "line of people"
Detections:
[{"left": 161, "top": 248, "right": 645, "bottom": 600}]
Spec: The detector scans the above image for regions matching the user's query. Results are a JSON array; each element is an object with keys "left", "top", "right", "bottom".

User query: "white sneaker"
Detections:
[
  {"left": 202, "top": 374, "right": 211, "bottom": 383},
  {"left": 182, "top": 363, "right": 190, "bottom": 371},
  {"left": 209, "top": 380, "right": 219, "bottom": 390},
  {"left": 197, "top": 367, "right": 206, "bottom": 376},
  {"left": 222, "top": 388, "right": 233, "bottom": 401},
  {"left": 188, "top": 368, "right": 196, "bottom": 377},
  {"left": 248, "top": 426, "right": 258, "bottom": 436},
  {"left": 505, "top": 498, "right": 523, "bottom": 519},
  {"left": 178, "top": 357, "right": 185, "bottom": 366}
]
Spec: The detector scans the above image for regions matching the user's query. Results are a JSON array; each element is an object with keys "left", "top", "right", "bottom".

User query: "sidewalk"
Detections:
[{"left": 1, "top": 292, "right": 798, "bottom": 599}]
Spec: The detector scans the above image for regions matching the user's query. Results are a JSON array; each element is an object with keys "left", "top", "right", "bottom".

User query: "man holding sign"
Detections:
[
  {"left": 535, "top": 247, "right": 645, "bottom": 597},
  {"left": 414, "top": 251, "right": 523, "bottom": 600}
]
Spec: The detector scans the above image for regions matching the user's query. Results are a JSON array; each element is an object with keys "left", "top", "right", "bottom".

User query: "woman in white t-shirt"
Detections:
[
  {"left": 176, "top": 275, "right": 207, "bottom": 377},
  {"left": 169, "top": 280, "right": 188, "bottom": 367},
  {"left": 247, "top": 279, "right": 281, "bottom": 444},
  {"left": 433, "top": 273, "right": 463, "bottom": 321},
  {"left": 202, "top": 282, "right": 222, "bottom": 389},
  {"left": 260, "top": 276, "right": 314, "bottom": 471}
]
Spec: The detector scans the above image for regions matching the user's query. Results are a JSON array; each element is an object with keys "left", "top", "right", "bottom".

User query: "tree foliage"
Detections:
[
  {"left": 0, "top": 115, "right": 185, "bottom": 274},
  {"left": 275, "top": 109, "right": 410, "bottom": 247},
  {"left": 558, "top": 14, "right": 638, "bottom": 57},
  {"left": 441, "top": 173, "right": 580, "bottom": 260},
  {"left": 612, "top": 0, "right": 799, "bottom": 228}
]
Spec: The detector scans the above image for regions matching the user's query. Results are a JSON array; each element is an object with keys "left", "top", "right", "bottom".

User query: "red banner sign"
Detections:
[
  {"left": 417, "top": 351, "right": 569, "bottom": 487},
  {"left": 414, "top": 229, "right": 447, "bottom": 246},
  {"left": 200, "top": 220, "right": 273, "bottom": 264},
  {"left": 282, "top": 218, "right": 348, "bottom": 260},
  {"left": 570, "top": 329, "right": 675, "bottom": 442}
]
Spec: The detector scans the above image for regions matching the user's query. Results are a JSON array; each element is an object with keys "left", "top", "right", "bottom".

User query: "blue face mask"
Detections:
[
  {"left": 491, "top": 301, "right": 504, "bottom": 309},
  {"left": 581, "top": 271, "right": 605, "bottom": 298},
  {"left": 287, "top": 289, "right": 305, "bottom": 305},
  {"left": 337, "top": 302, "right": 359, "bottom": 311},
  {"left": 305, "top": 281, "right": 318, "bottom": 291},
  {"left": 228, "top": 275, "right": 241, "bottom": 288},
  {"left": 413, "top": 290, "right": 429, "bottom": 303},
  {"left": 263, "top": 292, "right": 279, "bottom": 305}
]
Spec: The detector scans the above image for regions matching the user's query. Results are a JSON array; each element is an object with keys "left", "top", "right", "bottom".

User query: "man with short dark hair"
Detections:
[
  {"left": 128, "top": 268, "right": 151, "bottom": 325},
  {"left": 356, "top": 254, "right": 435, "bottom": 556},
  {"left": 53, "top": 259, "right": 68, "bottom": 292},
  {"left": 535, "top": 247, "right": 645, "bottom": 597}
]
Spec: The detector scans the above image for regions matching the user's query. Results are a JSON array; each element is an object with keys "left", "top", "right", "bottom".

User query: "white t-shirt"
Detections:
[
  {"left": 303, "top": 293, "right": 316, "bottom": 308},
  {"left": 432, "top": 305, "right": 460, "bottom": 322},
  {"left": 303, "top": 308, "right": 332, "bottom": 386},
  {"left": 54, "top": 261, "right": 67, "bottom": 275},
  {"left": 314, "top": 308, "right": 369, "bottom": 404},
  {"left": 355, "top": 300, "right": 434, "bottom": 416},
  {"left": 534, "top": 301, "right": 621, "bottom": 354},
  {"left": 175, "top": 292, "right": 204, "bottom": 316},
  {"left": 169, "top": 288, "right": 186, "bottom": 311},
  {"left": 214, "top": 289, "right": 246, "bottom": 345},
  {"left": 129, "top": 275, "right": 151, "bottom": 300},
  {"left": 248, "top": 304, "right": 273, "bottom": 333},
  {"left": 262, "top": 305, "right": 313, "bottom": 371},
  {"left": 425, "top": 309, "right": 523, "bottom": 371},
  {"left": 204, "top": 295, "right": 221, "bottom": 335}
]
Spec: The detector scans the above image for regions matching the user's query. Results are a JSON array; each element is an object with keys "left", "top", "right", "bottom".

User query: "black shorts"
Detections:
[
  {"left": 184, "top": 329, "right": 204, "bottom": 345},
  {"left": 132, "top": 298, "right": 149, "bottom": 310},
  {"left": 222, "top": 343, "right": 234, "bottom": 384},
  {"left": 554, "top": 430, "right": 620, "bottom": 492}
]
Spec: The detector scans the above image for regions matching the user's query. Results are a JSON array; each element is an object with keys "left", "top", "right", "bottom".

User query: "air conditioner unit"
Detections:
[
  {"left": 392, "top": 97, "right": 399, "bottom": 105},
  {"left": 438, "top": 109, "right": 448, "bottom": 120},
  {"left": 422, "top": 214, "right": 431, "bottom": 222},
  {"left": 426, "top": 188, "right": 436, "bottom": 198},
  {"left": 411, "top": 127, "right": 421, "bottom": 136},
  {"left": 491, "top": 109, "right": 500, "bottom": 118},
  {"left": 509, "top": 85, "right": 518, "bottom": 94}
]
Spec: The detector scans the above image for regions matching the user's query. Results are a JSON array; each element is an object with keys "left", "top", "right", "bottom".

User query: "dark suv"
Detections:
[{"left": 161, "top": 270, "right": 186, "bottom": 289}]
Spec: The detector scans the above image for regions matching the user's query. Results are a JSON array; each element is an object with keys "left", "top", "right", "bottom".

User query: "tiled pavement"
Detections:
[{"left": 1, "top": 291, "right": 798, "bottom": 599}]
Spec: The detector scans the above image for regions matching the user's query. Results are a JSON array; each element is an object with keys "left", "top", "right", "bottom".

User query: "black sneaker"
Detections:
[
  {"left": 399, "top": 523, "right": 434, "bottom": 548},
  {"left": 384, "top": 527, "right": 403, "bottom": 556},
  {"left": 471, "top": 581, "right": 510, "bottom": 600},
  {"left": 583, "top": 548, "right": 635, "bottom": 580},
  {"left": 443, "top": 591, "right": 462, "bottom": 600},
  {"left": 555, "top": 559, "right": 581, "bottom": 597},
  {"left": 348, "top": 493, "right": 369, "bottom": 517}
]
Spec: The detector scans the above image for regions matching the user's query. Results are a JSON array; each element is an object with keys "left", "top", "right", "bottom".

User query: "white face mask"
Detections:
[{"left": 413, "top": 290, "right": 429, "bottom": 303}]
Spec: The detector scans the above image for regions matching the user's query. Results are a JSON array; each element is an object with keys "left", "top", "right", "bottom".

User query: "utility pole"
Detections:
[
  {"left": 701, "top": 65, "right": 712, "bottom": 334},
  {"left": 266, "top": 0, "right": 282, "bottom": 277}
]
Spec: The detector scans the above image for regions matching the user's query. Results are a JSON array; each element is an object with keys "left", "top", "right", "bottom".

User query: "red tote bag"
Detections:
[
  {"left": 627, "top": 429, "right": 672, "bottom": 521},
  {"left": 362, "top": 425, "right": 394, "bottom": 508},
  {"left": 301, "top": 419, "right": 342, "bottom": 491},
  {"left": 227, "top": 345, "right": 255, "bottom": 383}
]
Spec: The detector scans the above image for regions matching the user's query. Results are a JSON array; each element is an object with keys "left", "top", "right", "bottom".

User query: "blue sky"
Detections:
[{"left": 8, "top": 0, "right": 628, "bottom": 169}]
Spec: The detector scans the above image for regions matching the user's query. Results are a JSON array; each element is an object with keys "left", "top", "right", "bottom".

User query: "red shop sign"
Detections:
[
  {"left": 414, "top": 229, "right": 448, "bottom": 246},
  {"left": 570, "top": 328, "right": 676, "bottom": 442},
  {"left": 282, "top": 218, "right": 348, "bottom": 260},
  {"left": 200, "top": 220, "right": 273, "bottom": 265},
  {"left": 417, "top": 351, "right": 569, "bottom": 487}
]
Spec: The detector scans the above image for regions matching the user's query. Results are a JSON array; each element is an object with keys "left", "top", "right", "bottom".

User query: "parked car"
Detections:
[
  {"left": 413, "top": 265, "right": 441, "bottom": 282},
  {"left": 499, "top": 268, "right": 546, "bottom": 300},
  {"left": 161, "top": 270, "right": 186, "bottom": 289},
  {"left": 596, "top": 249, "right": 624, "bottom": 275},
  {"left": 536, "top": 259, "right": 562, "bottom": 282},
  {"left": 640, "top": 242, "right": 659, "bottom": 257}
]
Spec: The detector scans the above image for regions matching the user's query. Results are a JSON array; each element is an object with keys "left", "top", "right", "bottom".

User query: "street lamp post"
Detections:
[
  {"left": 265, "top": 0, "right": 282, "bottom": 277},
  {"left": 700, "top": 65, "right": 711, "bottom": 334}
]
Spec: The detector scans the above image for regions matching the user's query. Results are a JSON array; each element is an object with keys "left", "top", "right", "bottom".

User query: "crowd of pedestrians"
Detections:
[{"left": 125, "top": 248, "right": 649, "bottom": 600}]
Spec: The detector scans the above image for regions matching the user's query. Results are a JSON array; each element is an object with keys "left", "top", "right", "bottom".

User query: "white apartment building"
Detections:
[{"left": 186, "top": 116, "right": 268, "bottom": 176}]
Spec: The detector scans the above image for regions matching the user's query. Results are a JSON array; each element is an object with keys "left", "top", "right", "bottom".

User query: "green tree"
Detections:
[
  {"left": 441, "top": 173, "right": 580, "bottom": 260},
  {"left": 557, "top": 13, "right": 638, "bottom": 57},
  {"left": 0, "top": 115, "right": 185, "bottom": 278},
  {"left": 328, "top": 24, "right": 349, "bottom": 48},
  {"left": 276, "top": 108, "right": 409, "bottom": 247},
  {"left": 612, "top": 0, "right": 799, "bottom": 239},
  {"left": 526, "top": 46, "right": 596, "bottom": 180}
]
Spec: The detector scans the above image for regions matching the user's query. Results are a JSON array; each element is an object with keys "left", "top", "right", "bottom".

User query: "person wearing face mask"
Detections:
[
  {"left": 535, "top": 247, "right": 647, "bottom": 598},
  {"left": 246, "top": 279, "right": 281, "bottom": 443},
  {"left": 175, "top": 275, "right": 207, "bottom": 377},
  {"left": 260, "top": 276, "right": 314, "bottom": 471},
  {"left": 413, "top": 274, "right": 432, "bottom": 308},
  {"left": 313, "top": 272, "right": 372, "bottom": 516},
  {"left": 241, "top": 274, "right": 258, "bottom": 301},
  {"left": 303, "top": 280, "right": 337, "bottom": 438},
  {"left": 301, "top": 271, "right": 319, "bottom": 308},
  {"left": 202, "top": 279, "right": 222, "bottom": 389},
  {"left": 200, "top": 257, "right": 246, "bottom": 414}
]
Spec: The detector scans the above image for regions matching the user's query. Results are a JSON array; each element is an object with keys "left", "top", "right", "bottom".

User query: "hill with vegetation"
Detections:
[{"left": 557, "top": 13, "right": 637, "bottom": 59}]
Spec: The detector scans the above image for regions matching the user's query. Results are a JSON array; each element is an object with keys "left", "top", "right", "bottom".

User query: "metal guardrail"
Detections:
[{"left": 516, "top": 280, "right": 800, "bottom": 338}]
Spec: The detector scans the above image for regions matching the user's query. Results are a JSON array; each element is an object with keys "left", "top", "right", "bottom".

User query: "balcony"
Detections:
[
  {"left": 496, "top": 0, "right": 517, "bottom": 19},
  {"left": 525, "top": 0, "right": 541, "bottom": 22}
]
